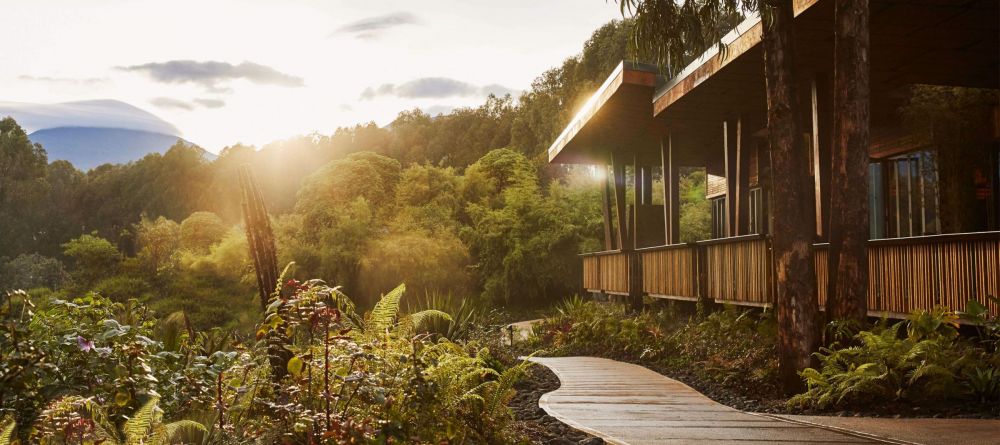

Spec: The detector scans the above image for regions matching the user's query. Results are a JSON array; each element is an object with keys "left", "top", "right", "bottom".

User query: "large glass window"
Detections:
[{"left": 878, "top": 150, "right": 940, "bottom": 238}]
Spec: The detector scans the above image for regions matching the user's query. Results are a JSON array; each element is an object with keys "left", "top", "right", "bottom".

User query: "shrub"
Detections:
[
  {"left": 790, "top": 306, "right": 1000, "bottom": 409},
  {"left": 0, "top": 253, "right": 68, "bottom": 290}
]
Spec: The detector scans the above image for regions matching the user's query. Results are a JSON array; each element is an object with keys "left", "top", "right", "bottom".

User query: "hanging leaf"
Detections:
[{"left": 287, "top": 356, "right": 304, "bottom": 377}]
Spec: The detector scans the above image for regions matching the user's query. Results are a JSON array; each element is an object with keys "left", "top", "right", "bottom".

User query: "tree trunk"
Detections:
[
  {"left": 827, "top": 0, "right": 870, "bottom": 323},
  {"left": 239, "top": 165, "right": 290, "bottom": 381},
  {"left": 760, "top": 0, "right": 820, "bottom": 394}
]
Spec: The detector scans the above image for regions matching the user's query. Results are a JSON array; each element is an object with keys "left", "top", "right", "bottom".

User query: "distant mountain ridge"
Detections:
[
  {"left": 0, "top": 99, "right": 211, "bottom": 170},
  {"left": 28, "top": 127, "right": 211, "bottom": 170}
]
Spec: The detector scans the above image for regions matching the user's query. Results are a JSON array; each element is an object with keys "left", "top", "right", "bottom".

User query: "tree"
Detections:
[
  {"left": 135, "top": 215, "right": 181, "bottom": 275},
  {"left": 0, "top": 254, "right": 69, "bottom": 290},
  {"left": 618, "top": 0, "right": 819, "bottom": 392},
  {"left": 0, "top": 118, "right": 49, "bottom": 257},
  {"left": 62, "top": 234, "right": 122, "bottom": 288},
  {"left": 179, "top": 211, "right": 227, "bottom": 253},
  {"left": 826, "top": 0, "right": 870, "bottom": 322}
]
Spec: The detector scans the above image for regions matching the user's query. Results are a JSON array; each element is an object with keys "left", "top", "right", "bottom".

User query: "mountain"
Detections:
[
  {"left": 0, "top": 99, "right": 213, "bottom": 170},
  {"left": 27, "top": 127, "right": 200, "bottom": 170}
]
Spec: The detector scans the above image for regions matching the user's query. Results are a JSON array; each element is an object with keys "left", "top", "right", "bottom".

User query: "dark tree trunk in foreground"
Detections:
[
  {"left": 827, "top": 0, "right": 870, "bottom": 323},
  {"left": 239, "top": 165, "right": 290, "bottom": 380},
  {"left": 760, "top": 0, "right": 820, "bottom": 394},
  {"left": 239, "top": 166, "right": 279, "bottom": 311}
]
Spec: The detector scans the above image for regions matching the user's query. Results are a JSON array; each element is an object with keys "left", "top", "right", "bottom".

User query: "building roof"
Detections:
[{"left": 547, "top": 0, "right": 999, "bottom": 166}]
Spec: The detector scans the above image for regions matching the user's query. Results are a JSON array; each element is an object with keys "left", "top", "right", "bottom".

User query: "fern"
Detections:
[
  {"left": 403, "top": 309, "right": 453, "bottom": 333},
  {"left": 369, "top": 283, "right": 406, "bottom": 333},
  {"left": 0, "top": 418, "right": 15, "bottom": 445},
  {"left": 124, "top": 397, "right": 161, "bottom": 445}
]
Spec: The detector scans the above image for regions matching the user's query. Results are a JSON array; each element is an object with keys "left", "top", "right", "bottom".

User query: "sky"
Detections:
[{"left": 1, "top": 0, "right": 625, "bottom": 153}]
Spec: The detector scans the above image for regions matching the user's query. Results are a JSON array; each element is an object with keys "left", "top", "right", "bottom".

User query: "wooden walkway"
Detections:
[{"left": 529, "top": 357, "right": 892, "bottom": 445}]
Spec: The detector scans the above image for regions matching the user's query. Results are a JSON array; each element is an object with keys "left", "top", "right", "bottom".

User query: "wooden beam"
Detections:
[
  {"left": 661, "top": 136, "right": 671, "bottom": 244},
  {"left": 602, "top": 166, "right": 614, "bottom": 250},
  {"left": 735, "top": 117, "right": 743, "bottom": 236},
  {"left": 811, "top": 78, "right": 823, "bottom": 237},
  {"left": 611, "top": 152, "right": 628, "bottom": 250},
  {"left": 669, "top": 137, "right": 681, "bottom": 244},
  {"left": 633, "top": 152, "right": 641, "bottom": 249}
]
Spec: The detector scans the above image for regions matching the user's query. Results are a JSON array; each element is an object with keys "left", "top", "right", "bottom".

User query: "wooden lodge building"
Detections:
[{"left": 549, "top": 0, "right": 1000, "bottom": 317}]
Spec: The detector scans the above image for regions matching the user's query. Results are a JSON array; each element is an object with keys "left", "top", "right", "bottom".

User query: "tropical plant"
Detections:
[{"left": 790, "top": 307, "right": 997, "bottom": 409}]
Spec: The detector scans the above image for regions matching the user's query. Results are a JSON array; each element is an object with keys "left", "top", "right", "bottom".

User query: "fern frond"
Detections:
[
  {"left": 162, "top": 420, "right": 207, "bottom": 443},
  {"left": 124, "top": 397, "right": 161, "bottom": 445},
  {"left": 369, "top": 283, "right": 406, "bottom": 333},
  {"left": 0, "top": 418, "right": 15, "bottom": 445},
  {"left": 405, "top": 309, "right": 453, "bottom": 332},
  {"left": 84, "top": 399, "right": 123, "bottom": 444}
]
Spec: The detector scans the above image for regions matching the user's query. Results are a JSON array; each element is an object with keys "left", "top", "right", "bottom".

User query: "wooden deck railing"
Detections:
[
  {"left": 815, "top": 231, "right": 1000, "bottom": 316},
  {"left": 580, "top": 250, "right": 630, "bottom": 295},
  {"left": 638, "top": 244, "right": 698, "bottom": 300},
  {"left": 582, "top": 231, "right": 998, "bottom": 317},
  {"left": 696, "top": 235, "right": 773, "bottom": 306}
]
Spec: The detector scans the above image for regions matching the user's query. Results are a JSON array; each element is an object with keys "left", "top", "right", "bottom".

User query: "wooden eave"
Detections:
[{"left": 547, "top": 61, "right": 662, "bottom": 165}]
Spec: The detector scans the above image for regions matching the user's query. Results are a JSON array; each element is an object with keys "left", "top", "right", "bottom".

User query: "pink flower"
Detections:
[{"left": 77, "top": 336, "right": 94, "bottom": 352}]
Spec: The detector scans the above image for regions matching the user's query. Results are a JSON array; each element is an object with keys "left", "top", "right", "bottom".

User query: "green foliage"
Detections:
[
  {"left": 62, "top": 233, "right": 122, "bottom": 288},
  {"left": 678, "top": 168, "right": 711, "bottom": 242},
  {"left": 0, "top": 253, "right": 68, "bottom": 290},
  {"left": 463, "top": 150, "right": 597, "bottom": 305},
  {"left": 243, "top": 278, "right": 528, "bottom": 443},
  {"left": 790, "top": 307, "right": 1000, "bottom": 409},
  {"left": 530, "top": 299, "right": 778, "bottom": 390},
  {"left": 135, "top": 215, "right": 181, "bottom": 275},
  {"left": 179, "top": 211, "right": 227, "bottom": 253}
]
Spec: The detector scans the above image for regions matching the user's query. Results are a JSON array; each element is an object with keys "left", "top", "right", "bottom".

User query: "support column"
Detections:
[
  {"left": 611, "top": 153, "right": 628, "bottom": 249},
  {"left": 811, "top": 78, "right": 824, "bottom": 238},
  {"left": 601, "top": 165, "right": 614, "bottom": 250},
  {"left": 633, "top": 152, "right": 641, "bottom": 248},
  {"left": 724, "top": 120, "right": 739, "bottom": 237},
  {"left": 640, "top": 166, "right": 653, "bottom": 205},
  {"left": 661, "top": 136, "right": 672, "bottom": 244}
]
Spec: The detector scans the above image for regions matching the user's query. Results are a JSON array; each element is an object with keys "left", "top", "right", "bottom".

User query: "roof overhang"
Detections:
[
  {"left": 547, "top": 61, "right": 663, "bottom": 164},
  {"left": 547, "top": 0, "right": 999, "bottom": 166}
]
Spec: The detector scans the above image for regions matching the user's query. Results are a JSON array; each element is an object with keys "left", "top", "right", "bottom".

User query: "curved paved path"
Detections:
[{"left": 529, "top": 356, "right": 892, "bottom": 445}]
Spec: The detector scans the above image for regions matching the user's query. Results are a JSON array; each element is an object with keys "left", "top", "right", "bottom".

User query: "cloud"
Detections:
[
  {"left": 333, "top": 12, "right": 420, "bottom": 39},
  {"left": 193, "top": 98, "right": 226, "bottom": 109},
  {"left": 119, "top": 60, "right": 304, "bottom": 92},
  {"left": 151, "top": 97, "right": 194, "bottom": 111},
  {"left": 18, "top": 75, "right": 107, "bottom": 86},
  {"left": 150, "top": 97, "right": 226, "bottom": 111},
  {"left": 360, "top": 77, "right": 517, "bottom": 100}
]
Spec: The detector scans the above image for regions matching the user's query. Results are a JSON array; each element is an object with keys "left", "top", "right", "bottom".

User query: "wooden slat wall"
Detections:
[
  {"left": 868, "top": 234, "right": 1000, "bottom": 316},
  {"left": 601, "top": 252, "right": 630, "bottom": 294},
  {"left": 583, "top": 255, "right": 601, "bottom": 291},
  {"left": 641, "top": 245, "right": 697, "bottom": 298},
  {"left": 814, "top": 246, "right": 828, "bottom": 307},
  {"left": 701, "top": 236, "right": 772, "bottom": 305},
  {"left": 582, "top": 232, "right": 997, "bottom": 315},
  {"left": 582, "top": 251, "right": 630, "bottom": 294},
  {"left": 815, "top": 233, "right": 999, "bottom": 317}
]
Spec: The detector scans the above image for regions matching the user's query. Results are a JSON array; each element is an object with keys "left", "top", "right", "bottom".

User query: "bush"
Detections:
[
  {"left": 529, "top": 298, "right": 779, "bottom": 391},
  {"left": 790, "top": 306, "right": 1000, "bottom": 410},
  {"left": 0, "top": 253, "right": 68, "bottom": 290}
]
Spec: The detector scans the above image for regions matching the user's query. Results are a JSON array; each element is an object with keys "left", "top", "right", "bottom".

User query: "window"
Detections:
[
  {"left": 711, "top": 197, "right": 727, "bottom": 238},
  {"left": 748, "top": 187, "right": 765, "bottom": 235},
  {"left": 879, "top": 151, "right": 940, "bottom": 238}
]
